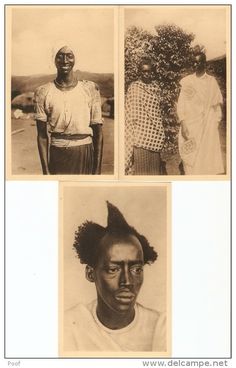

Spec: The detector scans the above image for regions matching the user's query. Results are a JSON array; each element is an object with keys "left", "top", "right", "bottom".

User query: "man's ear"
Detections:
[{"left": 85, "top": 265, "right": 95, "bottom": 283}]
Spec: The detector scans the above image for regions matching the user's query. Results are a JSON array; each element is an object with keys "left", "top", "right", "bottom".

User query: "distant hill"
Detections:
[{"left": 12, "top": 70, "right": 114, "bottom": 99}]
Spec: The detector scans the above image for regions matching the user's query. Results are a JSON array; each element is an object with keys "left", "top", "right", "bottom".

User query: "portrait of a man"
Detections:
[
  {"left": 60, "top": 184, "right": 171, "bottom": 356},
  {"left": 35, "top": 45, "right": 103, "bottom": 175},
  {"left": 7, "top": 6, "right": 115, "bottom": 177}
]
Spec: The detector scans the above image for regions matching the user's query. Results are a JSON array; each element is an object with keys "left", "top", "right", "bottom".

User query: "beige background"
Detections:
[{"left": 62, "top": 183, "right": 169, "bottom": 314}]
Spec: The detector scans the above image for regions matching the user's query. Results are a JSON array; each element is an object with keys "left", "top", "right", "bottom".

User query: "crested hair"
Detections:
[{"left": 73, "top": 202, "right": 158, "bottom": 267}]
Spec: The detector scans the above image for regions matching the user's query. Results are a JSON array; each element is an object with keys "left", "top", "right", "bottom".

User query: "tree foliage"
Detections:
[
  {"left": 125, "top": 24, "right": 195, "bottom": 155},
  {"left": 125, "top": 26, "right": 153, "bottom": 89}
]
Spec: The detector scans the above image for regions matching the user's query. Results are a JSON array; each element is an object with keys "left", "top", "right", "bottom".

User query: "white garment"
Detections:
[
  {"left": 64, "top": 300, "right": 166, "bottom": 352},
  {"left": 50, "top": 135, "right": 92, "bottom": 148},
  {"left": 34, "top": 80, "right": 103, "bottom": 135},
  {"left": 177, "top": 73, "right": 224, "bottom": 175}
]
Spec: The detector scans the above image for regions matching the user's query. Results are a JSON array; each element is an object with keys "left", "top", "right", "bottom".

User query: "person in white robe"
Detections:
[
  {"left": 63, "top": 201, "right": 167, "bottom": 353},
  {"left": 177, "top": 51, "right": 224, "bottom": 175}
]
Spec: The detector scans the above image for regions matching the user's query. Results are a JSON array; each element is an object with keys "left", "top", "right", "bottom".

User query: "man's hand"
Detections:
[
  {"left": 36, "top": 120, "right": 50, "bottom": 175},
  {"left": 181, "top": 121, "right": 189, "bottom": 141},
  {"left": 91, "top": 124, "right": 103, "bottom": 175}
]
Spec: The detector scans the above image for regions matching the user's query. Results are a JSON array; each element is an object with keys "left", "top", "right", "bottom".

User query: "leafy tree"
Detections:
[
  {"left": 151, "top": 25, "right": 194, "bottom": 155},
  {"left": 125, "top": 26, "right": 153, "bottom": 90}
]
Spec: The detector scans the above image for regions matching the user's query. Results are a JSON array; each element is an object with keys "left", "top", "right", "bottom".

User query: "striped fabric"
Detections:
[
  {"left": 49, "top": 143, "right": 93, "bottom": 174},
  {"left": 133, "top": 146, "right": 161, "bottom": 175}
]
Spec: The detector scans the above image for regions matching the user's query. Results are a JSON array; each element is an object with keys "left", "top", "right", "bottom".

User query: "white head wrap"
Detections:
[{"left": 50, "top": 40, "right": 79, "bottom": 69}]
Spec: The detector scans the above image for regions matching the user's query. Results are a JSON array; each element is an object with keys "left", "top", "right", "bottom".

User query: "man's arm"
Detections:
[
  {"left": 180, "top": 120, "right": 189, "bottom": 141},
  {"left": 91, "top": 124, "right": 103, "bottom": 175},
  {"left": 36, "top": 120, "right": 50, "bottom": 175},
  {"left": 177, "top": 79, "right": 190, "bottom": 140}
]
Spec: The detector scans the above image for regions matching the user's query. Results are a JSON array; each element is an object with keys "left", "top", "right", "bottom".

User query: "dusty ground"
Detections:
[
  {"left": 10, "top": 116, "right": 226, "bottom": 176},
  {"left": 11, "top": 116, "right": 114, "bottom": 175}
]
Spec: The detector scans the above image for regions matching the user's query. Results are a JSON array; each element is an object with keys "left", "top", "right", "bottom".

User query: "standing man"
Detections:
[
  {"left": 64, "top": 201, "right": 166, "bottom": 352},
  {"left": 34, "top": 45, "right": 103, "bottom": 175},
  {"left": 125, "top": 58, "right": 165, "bottom": 175},
  {"left": 177, "top": 50, "right": 224, "bottom": 175}
]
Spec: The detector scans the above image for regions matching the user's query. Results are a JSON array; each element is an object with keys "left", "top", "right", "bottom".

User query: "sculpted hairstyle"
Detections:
[{"left": 73, "top": 201, "right": 158, "bottom": 267}]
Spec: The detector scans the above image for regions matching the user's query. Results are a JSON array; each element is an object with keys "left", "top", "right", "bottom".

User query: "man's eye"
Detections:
[
  {"left": 130, "top": 266, "right": 143, "bottom": 275},
  {"left": 107, "top": 267, "right": 120, "bottom": 274}
]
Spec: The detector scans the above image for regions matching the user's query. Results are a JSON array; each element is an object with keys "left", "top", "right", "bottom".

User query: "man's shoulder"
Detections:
[
  {"left": 65, "top": 301, "right": 95, "bottom": 323},
  {"left": 136, "top": 302, "right": 160, "bottom": 323},
  {"left": 80, "top": 80, "right": 100, "bottom": 92},
  {"left": 65, "top": 302, "right": 88, "bottom": 314},
  {"left": 180, "top": 73, "right": 195, "bottom": 85},
  {"left": 35, "top": 82, "right": 54, "bottom": 96},
  {"left": 137, "top": 303, "right": 167, "bottom": 351},
  {"left": 130, "top": 80, "right": 142, "bottom": 88},
  {"left": 205, "top": 73, "right": 218, "bottom": 83},
  {"left": 127, "top": 80, "right": 141, "bottom": 94}
]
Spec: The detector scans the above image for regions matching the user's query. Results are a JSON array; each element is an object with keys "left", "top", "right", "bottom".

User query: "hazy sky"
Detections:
[
  {"left": 125, "top": 6, "right": 229, "bottom": 60},
  {"left": 11, "top": 7, "right": 114, "bottom": 76},
  {"left": 10, "top": 6, "right": 229, "bottom": 76}
]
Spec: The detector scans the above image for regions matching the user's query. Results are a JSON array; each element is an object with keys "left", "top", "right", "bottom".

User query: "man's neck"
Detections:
[
  {"left": 55, "top": 71, "right": 75, "bottom": 86},
  {"left": 96, "top": 299, "right": 135, "bottom": 330},
  {"left": 195, "top": 69, "right": 206, "bottom": 78}
]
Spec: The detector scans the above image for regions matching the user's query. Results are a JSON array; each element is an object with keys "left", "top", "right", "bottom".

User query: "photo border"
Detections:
[
  {"left": 58, "top": 181, "right": 172, "bottom": 358},
  {"left": 5, "top": 4, "right": 118, "bottom": 181},
  {"left": 3, "top": 3, "right": 232, "bottom": 362},
  {"left": 119, "top": 4, "right": 231, "bottom": 181}
]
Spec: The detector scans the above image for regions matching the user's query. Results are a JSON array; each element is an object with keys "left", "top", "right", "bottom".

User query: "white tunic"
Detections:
[
  {"left": 177, "top": 73, "right": 224, "bottom": 175},
  {"left": 34, "top": 80, "right": 103, "bottom": 136},
  {"left": 63, "top": 300, "right": 166, "bottom": 352}
]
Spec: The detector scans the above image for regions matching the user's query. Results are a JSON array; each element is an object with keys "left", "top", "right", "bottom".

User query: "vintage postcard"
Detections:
[
  {"left": 59, "top": 182, "right": 171, "bottom": 357},
  {"left": 5, "top": 5, "right": 118, "bottom": 180},
  {"left": 119, "top": 5, "right": 231, "bottom": 180}
]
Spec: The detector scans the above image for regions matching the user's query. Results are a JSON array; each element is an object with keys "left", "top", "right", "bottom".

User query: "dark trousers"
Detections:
[
  {"left": 49, "top": 144, "right": 93, "bottom": 175},
  {"left": 133, "top": 146, "right": 161, "bottom": 175}
]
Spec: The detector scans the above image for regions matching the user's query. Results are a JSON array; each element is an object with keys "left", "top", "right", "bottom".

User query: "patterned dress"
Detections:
[{"left": 125, "top": 80, "right": 165, "bottom": 175}]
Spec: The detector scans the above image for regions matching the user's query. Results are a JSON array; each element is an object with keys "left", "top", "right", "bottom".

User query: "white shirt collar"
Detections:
[{"left": 195, "top": 72, "right": 208, "bottom": 79}]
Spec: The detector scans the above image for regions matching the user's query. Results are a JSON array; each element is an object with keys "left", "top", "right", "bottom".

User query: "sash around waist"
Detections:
[
  {"left": 51, "top": 134, "right": 92, "bottom": 148},
  {"left": 51, "top": 133, "right": 91, "bottom": 140}
]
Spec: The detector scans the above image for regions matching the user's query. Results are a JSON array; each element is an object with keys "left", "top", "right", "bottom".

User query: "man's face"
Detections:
[
  {"left": 140, "top": 64, "right": 154, "bottom": 84},
  {"left": 93, "top": 234, "right": 144, "bottom": 314},
  {"left": 194, "top": 54, "right": 206, "bottom": 73},
  {"left": 55, "top": 46, "right": 75, "bottom": 74}
]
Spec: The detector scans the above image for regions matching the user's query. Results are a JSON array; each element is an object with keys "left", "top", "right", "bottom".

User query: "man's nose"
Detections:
[
  {"left": 119, "top": 266, "right": 132, "bottom": 286},
  {"left": 62, "top": 54, "right": 69, "bottom": 63}
]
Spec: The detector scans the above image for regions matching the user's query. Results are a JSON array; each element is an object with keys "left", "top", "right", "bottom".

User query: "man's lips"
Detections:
[{"left": 115, "top": 290, "right": 135, "bottom": 303}]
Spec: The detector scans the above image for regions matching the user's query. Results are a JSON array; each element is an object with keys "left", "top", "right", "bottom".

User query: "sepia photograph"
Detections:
[
  {"left": 59, "top": 183, "right": 171, "bottom": 357},
  {"left": 6, "top": 5, "right": 116, "bottom": 178},
  {"left": 122, "top": 5, "right": 231, "bottom": 178}
]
